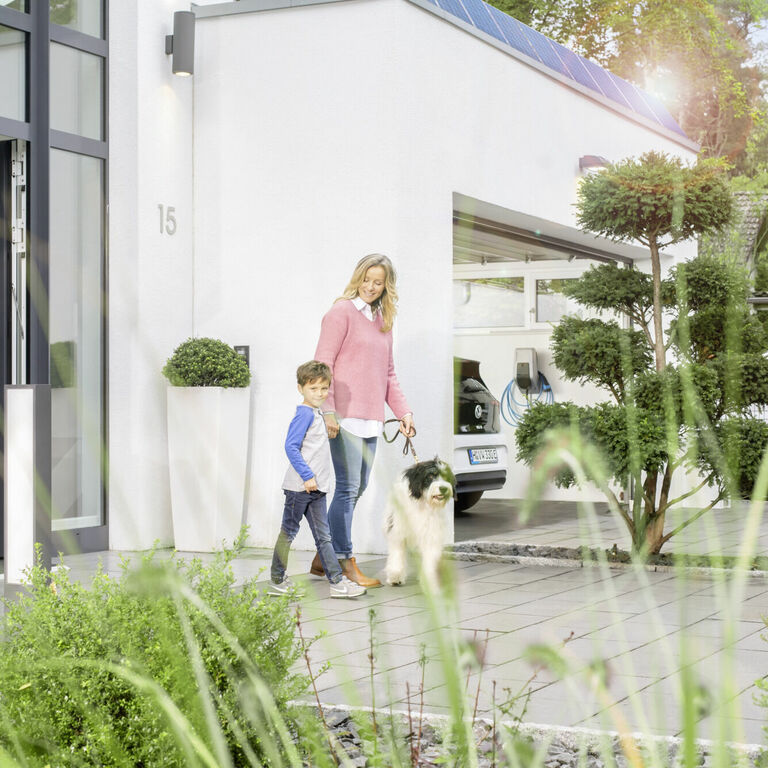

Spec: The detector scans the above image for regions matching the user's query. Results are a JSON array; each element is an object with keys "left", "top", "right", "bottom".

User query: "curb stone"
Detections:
[
  {"left": 303, "top": 703, "right": 766, "bottom": 767},
  {"left": 449, "top": 542, "right": 768, "bottom": 579}
]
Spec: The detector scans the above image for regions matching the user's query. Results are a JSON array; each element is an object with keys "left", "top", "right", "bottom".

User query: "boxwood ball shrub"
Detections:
[
  {"left": 0, "top": 546, "right": 308, "bottom": 766},
  {"left": 162, "top": 337, "right": 251, "bottom": 387}
]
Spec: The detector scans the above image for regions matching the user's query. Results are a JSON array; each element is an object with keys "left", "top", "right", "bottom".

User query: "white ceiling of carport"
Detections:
[{"left": 453, "top": 193, "right": 651, "bottom": 265}]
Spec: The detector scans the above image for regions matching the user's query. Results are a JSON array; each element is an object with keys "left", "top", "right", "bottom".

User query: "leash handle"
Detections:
[{"left": 382, "top": 418, "right": 420, "bottom": 464}]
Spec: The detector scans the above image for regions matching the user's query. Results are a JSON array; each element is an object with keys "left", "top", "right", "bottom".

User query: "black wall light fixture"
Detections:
[{"left": 165, "top": 11, "right": 195, "bottom": 76}]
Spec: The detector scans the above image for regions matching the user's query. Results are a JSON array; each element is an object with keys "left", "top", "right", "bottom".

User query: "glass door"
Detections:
[
  {"left": 10, "top": 139, "right": 26, "bottom": 386},
  {"left": 0, "top": 137, "right": 27, "bottom": 563}
]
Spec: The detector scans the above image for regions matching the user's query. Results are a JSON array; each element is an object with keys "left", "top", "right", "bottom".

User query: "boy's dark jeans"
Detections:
[{"left": 271, "top": 490, "right": 343, "bottom": 584}]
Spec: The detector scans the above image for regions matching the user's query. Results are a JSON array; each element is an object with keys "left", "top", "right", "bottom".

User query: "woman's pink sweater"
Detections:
[{"left": 314, "top": 299, "right": 411, "bottom": 422}]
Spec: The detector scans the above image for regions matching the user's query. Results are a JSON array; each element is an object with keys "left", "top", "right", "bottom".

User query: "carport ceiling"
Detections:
[
  {"left": 452, "top": 196, "right": 651, "bottom": 265},
  {"left": 454, "top": 216, "right": 575, "bottom": 263}
]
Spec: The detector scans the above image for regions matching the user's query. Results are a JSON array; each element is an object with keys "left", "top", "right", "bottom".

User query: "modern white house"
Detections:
[{"left": 1, "top": 0, "right": 700, "bottom": 592}]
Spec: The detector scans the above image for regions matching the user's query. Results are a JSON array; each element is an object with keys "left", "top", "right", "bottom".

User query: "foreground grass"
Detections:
[{"left": 1, "top": 468, "right": 767, "bottom": 767}]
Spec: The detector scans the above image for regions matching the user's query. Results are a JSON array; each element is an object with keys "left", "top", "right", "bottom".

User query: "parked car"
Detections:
[{"left": 453, "top": 357, "right": 508, "bottom": 512}]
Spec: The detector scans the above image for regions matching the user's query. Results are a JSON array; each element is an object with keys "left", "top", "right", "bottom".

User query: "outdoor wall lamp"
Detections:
[
  {"left": 165, "top": 11, "right": 195, "bottom": 76},
  {"left": 579, "top": 155, "right": 610, "bottom": 174}
]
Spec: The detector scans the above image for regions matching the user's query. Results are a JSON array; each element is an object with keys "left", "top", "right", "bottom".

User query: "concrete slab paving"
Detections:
[{"left": 0, "top": 499, "right": 758, "bottom": 747}]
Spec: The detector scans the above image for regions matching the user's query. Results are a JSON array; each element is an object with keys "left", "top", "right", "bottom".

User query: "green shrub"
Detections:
[
  {"left": 0, "top": 546, "right": 307, "bottom": 766},
  {"left": 162, "top": 337, "right": 251, "bottom": 387}
]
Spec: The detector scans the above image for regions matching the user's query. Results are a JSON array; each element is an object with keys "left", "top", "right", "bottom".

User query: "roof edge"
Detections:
[
  {"left": 193, "top": 0, "right": 700, "bottom": 153},
  {"left": 405, "top": 0, "right": 699, "bottom": 153},
  {"left": 193, "top": 0, "right": 354, "bottom": 17}
]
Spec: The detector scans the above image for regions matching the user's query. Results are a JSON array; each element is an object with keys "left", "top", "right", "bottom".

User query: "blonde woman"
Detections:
[{"left": 312, "top": 254, "right": 415, "bottom": 587}]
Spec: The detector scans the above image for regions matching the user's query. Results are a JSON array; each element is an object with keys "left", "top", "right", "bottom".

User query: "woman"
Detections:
[{"left": 311, "top": 254, "right": 415, "bottom": 587}]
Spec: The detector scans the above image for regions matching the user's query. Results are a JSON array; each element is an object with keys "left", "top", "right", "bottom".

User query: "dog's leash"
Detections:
[{"left": 382, "top": 418, "right": 420, "bottom": 464}]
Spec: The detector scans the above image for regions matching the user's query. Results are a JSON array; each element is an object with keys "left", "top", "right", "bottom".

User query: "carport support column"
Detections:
[{"left": 3, "top": 385, "right": 52, "bottom": 597}]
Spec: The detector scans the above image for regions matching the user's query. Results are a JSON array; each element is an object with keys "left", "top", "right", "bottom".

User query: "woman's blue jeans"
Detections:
[{"left": 328, "top": 427, "right": 378, "bottom": 558}]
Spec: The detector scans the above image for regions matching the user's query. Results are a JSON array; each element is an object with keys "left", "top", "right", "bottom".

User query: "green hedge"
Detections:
[{"left": 0, "top": 545, "right": 307, "bottom": 766}]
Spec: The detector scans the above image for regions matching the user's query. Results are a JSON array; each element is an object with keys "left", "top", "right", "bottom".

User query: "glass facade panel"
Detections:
[
  {"left": 2, "top": 1, "right": 27, "bottom": 10},
  {"left": 0, "top": 25, "right": 25, "bottom": 122},
  {"left": 454, "top": 277, "right": 525, "bottom": 328},
  {"left": 50, "top": 149, "right": 103, "bottom": 529},
  {"left": 50, "top": 0, "right": 102, "bottom": 37},
  {"left": 535, "top": 279, "right": 580, "bottom": 323},
  {"left": 50, "top": 42, "right": 102, "bottom": 140}
]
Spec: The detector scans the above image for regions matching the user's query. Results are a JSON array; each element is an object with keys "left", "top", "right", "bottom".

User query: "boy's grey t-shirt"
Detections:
[{"left": 282, "top": 405, "right": 332, "bottom": 493}]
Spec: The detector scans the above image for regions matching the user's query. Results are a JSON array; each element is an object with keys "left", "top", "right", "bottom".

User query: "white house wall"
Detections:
[
  {"left": 189, "top": 0, "right": 698, "bottom": 554},
  {"left": 108, "top": 0, "right": 195, "bottom": 549}
]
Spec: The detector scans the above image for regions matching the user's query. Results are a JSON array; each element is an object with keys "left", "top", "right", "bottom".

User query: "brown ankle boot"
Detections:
[
  {"left": 340, "top": 556, "right": 381, "bottom": 588},
  {"left": 309, "top": 552, "right": 324, "bottom": 577}
]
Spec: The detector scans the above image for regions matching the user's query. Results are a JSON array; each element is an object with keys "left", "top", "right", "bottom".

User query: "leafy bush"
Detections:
[
  {"left": 0, "top": 545, "right": 307, "bottom": 766},
  {"left": 162, "top": 337, "right": 251, "bottom": 387}
]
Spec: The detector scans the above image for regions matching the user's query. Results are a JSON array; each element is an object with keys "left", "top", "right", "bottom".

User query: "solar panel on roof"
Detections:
[
  {"left": 434, "top": 0, "right": 472, "bottom": 26},
  {"left": 549, "top": 41, "right": 602, "bottom": 96},
  {"left": 576, "top": 57, "right": 631, "bottom": 108},
  {"left": 638, "top": 89, "right": 687, "bottom": 136},
  {"left": 603, "top": 72, "right": 658, "bottom": 122},
  {"left": 459, "top": 0, "right": 507, "bottom": 42},
  {"left": 425, "top": 0, "right": 689, "bottom": 141},
  {"left": 518, "top": 24, "right": 570, "bottom": 77},
  {"left": 484, "top": 4, "right": 539, "bottom": 60}
]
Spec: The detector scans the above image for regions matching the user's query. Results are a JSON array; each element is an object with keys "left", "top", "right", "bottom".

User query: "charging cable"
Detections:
[{"left": 501, "top": 372, "right": 553, "bottom": 426}]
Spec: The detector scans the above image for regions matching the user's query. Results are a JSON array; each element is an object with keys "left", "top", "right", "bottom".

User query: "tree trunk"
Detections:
[
  {"left": 648, "top": 238, "right": 666, "bottom": 371},
  {"left": 632, "top": 472, "right": 659, "bottom": 554},
  {"left": 644, "top": 511, "right": 667, "bottom": 555}
]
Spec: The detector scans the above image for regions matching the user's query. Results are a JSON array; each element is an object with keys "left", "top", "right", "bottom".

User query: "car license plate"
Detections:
[{"left": 469, "top": 448, "right": 498, "bottom": 465}]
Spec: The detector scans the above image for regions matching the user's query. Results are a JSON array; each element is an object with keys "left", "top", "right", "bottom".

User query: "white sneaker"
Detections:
[
  {"left": 268, "top": 577, "right": 297, "bottom": 596},
  {"left": 330, "top": 575, "right": 366, "bottom": 598}
]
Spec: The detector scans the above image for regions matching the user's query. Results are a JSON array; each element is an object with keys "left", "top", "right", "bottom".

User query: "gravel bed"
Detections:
[{"left": 311, "top": 705, "right": 765, "bottom": 767}]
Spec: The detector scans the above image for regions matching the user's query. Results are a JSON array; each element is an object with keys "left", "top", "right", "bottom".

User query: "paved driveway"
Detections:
[
  {"left": 13, "top": 498, "right": 768, "bottom": 747},
  {"left": 290, "top": 553, "right": 768, "bottom": 745}
]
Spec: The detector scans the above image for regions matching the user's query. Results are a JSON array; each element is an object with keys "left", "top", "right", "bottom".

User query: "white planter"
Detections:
[{"left": 167, "top": 386, "right": 250, "bottom": 552}]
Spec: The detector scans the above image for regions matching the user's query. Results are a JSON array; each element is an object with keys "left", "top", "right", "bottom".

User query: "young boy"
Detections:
[{"left": 269, "top": 361, "right": 366, "bottom": 598}]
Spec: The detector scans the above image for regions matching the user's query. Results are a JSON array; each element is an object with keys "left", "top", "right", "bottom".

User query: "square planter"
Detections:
[{"left": 167, "top": 386, "right": 250, "bottom": 552}]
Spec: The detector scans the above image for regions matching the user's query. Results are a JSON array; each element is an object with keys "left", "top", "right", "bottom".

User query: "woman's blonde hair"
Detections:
[{"left": 337, "top": 253, "right": 399, "bottom": 332}]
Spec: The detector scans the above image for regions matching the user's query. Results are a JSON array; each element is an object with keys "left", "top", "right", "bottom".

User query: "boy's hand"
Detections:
[
  {"left": 324, "top": 413, "right": 339, "bottom": 438},
  {"left": 303, "top": 477, "right": 319, "bottom": 492}
]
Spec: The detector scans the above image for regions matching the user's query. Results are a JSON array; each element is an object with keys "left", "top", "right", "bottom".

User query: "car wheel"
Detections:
[{"left": 454, "top": 490, "right": 483, "bottom": 513}]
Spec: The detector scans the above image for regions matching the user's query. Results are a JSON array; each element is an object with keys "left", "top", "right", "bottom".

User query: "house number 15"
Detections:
[{"left": 158, "top": 204, "right": 177, "bottom": 235}]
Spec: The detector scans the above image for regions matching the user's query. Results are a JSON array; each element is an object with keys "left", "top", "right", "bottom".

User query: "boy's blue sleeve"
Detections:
[{"left": 284, "top": 407, "right": 316, "bottom": 481}]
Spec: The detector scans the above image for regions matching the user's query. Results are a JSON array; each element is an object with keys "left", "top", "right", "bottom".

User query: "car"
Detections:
[{"left": 453, "top": 357, "right": 508, "bottom": 512}]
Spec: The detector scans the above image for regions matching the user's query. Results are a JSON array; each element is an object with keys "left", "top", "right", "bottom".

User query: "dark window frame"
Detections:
[{"left": 0, "top": 0, "right": 109, "bottom": 553}]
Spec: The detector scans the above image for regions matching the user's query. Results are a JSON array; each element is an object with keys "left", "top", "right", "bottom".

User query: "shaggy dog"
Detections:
[{"left": 384, "top": 458, "right": 455, "bottom": 589}]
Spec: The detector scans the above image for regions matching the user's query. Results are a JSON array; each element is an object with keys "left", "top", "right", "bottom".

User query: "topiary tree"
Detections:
[
  {"left": 162, "top": 337, "right": 251, "bottom": 388},
  {"left": 575, "top": 151, "right": 733, "bottom": 371},
  {"left": 517, "top": 153, "right": 768, "bottom": 555}
]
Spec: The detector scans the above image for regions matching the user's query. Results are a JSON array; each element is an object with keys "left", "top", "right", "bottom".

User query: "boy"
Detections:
[{"left": 269, "top": 361, "right": 366, "bottom": 598}]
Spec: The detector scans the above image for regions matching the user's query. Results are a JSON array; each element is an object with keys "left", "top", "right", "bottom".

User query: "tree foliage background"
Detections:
[{"left": 487, "top": 0, "right": 768, "bottom": 171}]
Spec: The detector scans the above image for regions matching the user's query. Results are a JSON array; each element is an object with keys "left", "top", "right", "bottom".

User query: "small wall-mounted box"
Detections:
[
  {"left": 234, "top": 345, "right": 250, "bottom": 368},
  {"left": 514, "top": 348, "right": 539, "bottom": 392}
]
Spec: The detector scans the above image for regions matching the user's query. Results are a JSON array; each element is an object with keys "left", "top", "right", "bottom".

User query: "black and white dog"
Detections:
[{"left": 384, "top": 457, "right": 456, "bottom": 590}]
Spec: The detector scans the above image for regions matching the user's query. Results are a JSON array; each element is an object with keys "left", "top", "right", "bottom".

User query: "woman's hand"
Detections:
[
  {"left": 324, "top": 413, "right": 340, "bottom": 438},
  {"left": 399, "top": 413, "right": 415, "bottom": 438}
]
